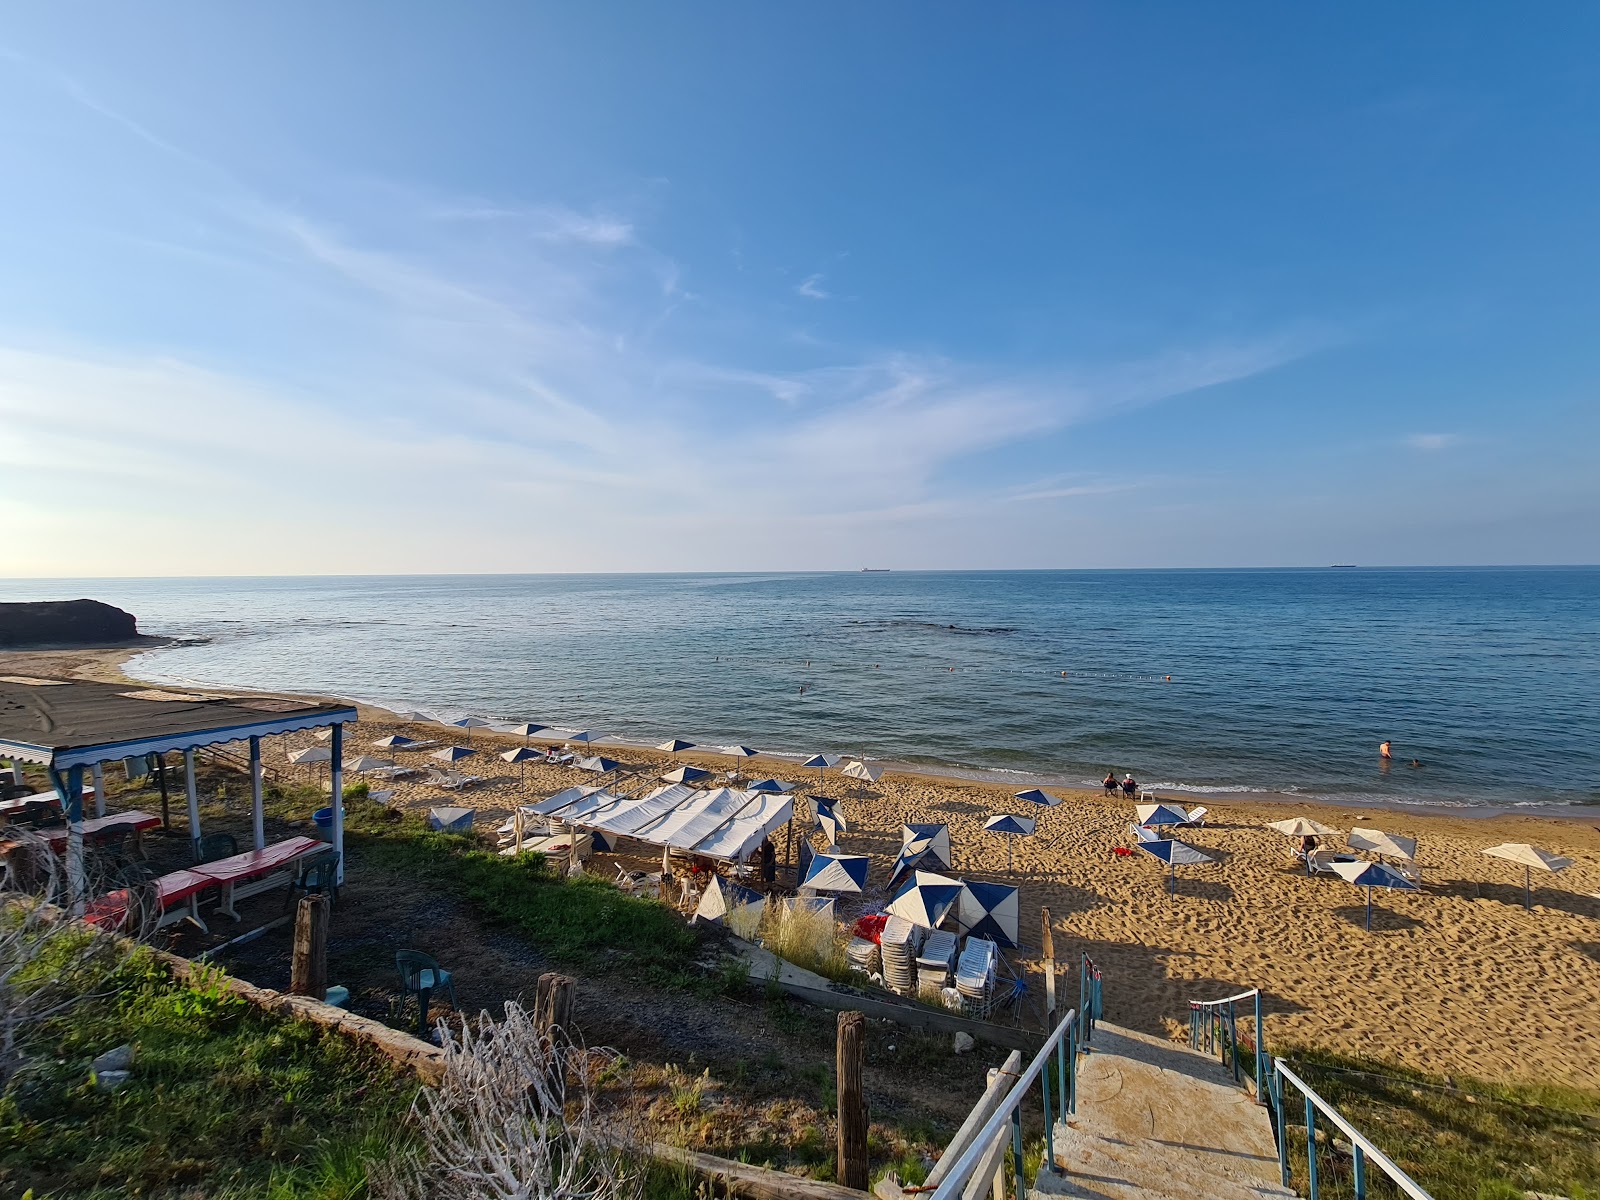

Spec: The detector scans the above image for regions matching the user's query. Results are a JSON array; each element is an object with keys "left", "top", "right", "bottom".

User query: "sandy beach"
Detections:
[{"left": 7, "top": 647, "right": 1598, "bottom": 1090}]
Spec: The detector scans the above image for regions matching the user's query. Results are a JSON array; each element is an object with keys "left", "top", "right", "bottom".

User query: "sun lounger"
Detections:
[
  {"left": 190, "top": 835, "right": 324, "bottom": 920},
  {"left": 1305, "top": 849, "right": 1359, "bottom": 876},
  {"left": 1176, "top": 806, "right": 1208, "bottom": 827},
  {"left": 428, "top": 769, "right": 484, "bottom": 790}
]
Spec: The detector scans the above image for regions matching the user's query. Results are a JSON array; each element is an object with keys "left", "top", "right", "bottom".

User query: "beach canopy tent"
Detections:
[
  {"left": 812, "top": 795, "right": 846, "bottom": 846},
  {"left": 371, "top": 734, "right": 416, "bottom": 749},
  {"left": 1136, "top": 836, "right": 1215, "bottom": 896},
  {"left": 430, "top": 745, "right": 477, "bottom": 764},
  {"left": 1328, "top": 859, "right": 1419, "bottom": 930},
  {"left": 984, "top": 812, "right": 1037, "bottom": 870},
  {"left": 533, "top": 782, "right": 793, "bottom": 864},
  {"left": 656, "top": 738, "right": 697, "bottom": 753},
  {"left": 527, "top": 785, "right": 614, "bottom": 823},
  {"left": 692, "top": 875, "right": 766, "bottom": 927},
  {"left": 800, "top": 849, "right": 870, "bottom": 893},
  {"left": 890, "top": 823, "right": 953, "bottom": 886},
  {"left": 1268, "top": 817, "right": 1341, "bottom": 839},
  {"left": 287, "top": 746, "right": 332, "bottom": 766},
  {"left": 0, "top": 676, "right": 357, "bottom": 900},
  {"left": 577, "top": 755, "right": 623, "bottom": 775},
  {"left": 886, "top": 870, "right": 964, "bottom": 930},
  {"left": 661, "top": 764, "right": 712, "bottom": 785},
  {"left": 1482, "top": 843, "right": 1573, "bottom": 911},
  {"left": 747, "top": 778, "right": 796, "bottom": 794},
  {"left": 1014, "top": 788, "right": 1062, "bottom": 807},
  {"left": 342, "top": 755, "right": 394, "bottom": 774},
  {"left": 957, "top": 880, "right": 1021, "bottom": 948},
  {"left": 1135, "top": 802, "right": 1191, "bottom": 829}
]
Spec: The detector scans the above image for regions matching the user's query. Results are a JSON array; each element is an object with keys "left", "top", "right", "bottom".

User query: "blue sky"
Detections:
[{"left": 1, "top": 4, "right": 1596, "bottom": 573}]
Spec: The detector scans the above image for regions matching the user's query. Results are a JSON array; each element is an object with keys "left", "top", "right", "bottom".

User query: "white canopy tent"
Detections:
[{"left": 532, "top": 782, "right": 793, "bottom": 865}]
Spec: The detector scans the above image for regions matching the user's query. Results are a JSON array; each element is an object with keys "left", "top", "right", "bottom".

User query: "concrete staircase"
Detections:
[{"left": 1030, "top": 1022, "right": 1296, "bottom": 1200}]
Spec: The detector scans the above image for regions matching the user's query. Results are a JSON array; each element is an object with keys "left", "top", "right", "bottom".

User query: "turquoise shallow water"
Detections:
[{"left": 2, "top": 569, "right": 1596, "bottom": 810}]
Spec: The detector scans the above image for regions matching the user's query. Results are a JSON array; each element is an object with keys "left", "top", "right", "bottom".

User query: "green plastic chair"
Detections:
[
  {"left": 194, "top": 833, "right": 238, "bottom": 864},
  {"left": 286, "top": 847, "right": 341, "bottom": 910},
  {"left": 396, "top": 950, "right": 456, "bottom": 1035}
]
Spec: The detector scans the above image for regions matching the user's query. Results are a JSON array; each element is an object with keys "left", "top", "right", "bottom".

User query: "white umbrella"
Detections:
[
  {"left": 390, "top": 710, "right": 432, "bottom": 724},
  {"left": 802, "top": 752, "right": 842, "bottom": 790},
  {"left": 657, "top": 738, "right": 697, "bottom": 753},
  {"left": 343, "top": 755, "right": 395, "bottom": 774},
  {"left": 1482, "top": 843, "right": 1573, "bottom": 911},
  {"left": 314, "top": 729, "right": 333, "bottom": 741},
  {"left": 1014, "top": 788, "right": 1062, "bottom": 807},
  {"left": 1347, "top": 829, "right": 1417, "bottom": 861},
  {"left": 501, "top": 745, "right": 541, "bottom": 785},
  {"left": 287, "top": 747, "right": 332, "bottom": 766},
  {"left": 1267, "top": 817, "right": 1341, "bottom": 839},
  {"left": 840, "top": 759, "right": 882, "bottom": 799},
  {"left": 577, "top": 755, "right": 623, "bottom": 776},
  {"left": 1329, "top": 859, "right": 1419, "bottom": 929},
  {"left": 451, "top": 716, "right": 491, "bottom": 744},
  {"left": 431, "top": 745, "right": 477, "bottom": 764}
]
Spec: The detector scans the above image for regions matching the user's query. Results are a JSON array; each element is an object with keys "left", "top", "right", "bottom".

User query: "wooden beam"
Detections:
[
  {"left": 1041, "top": 906, "right": 1056, "bottom": 1030},
  {"left": 651, "top": 1142, "right": 869, "bottom": 1200},
  {"left": 290, "top": 894, "right": 329, "bottom": 1000},
  {"left": 837, "top": 1011, "right": 868, "bottom": 1189}
]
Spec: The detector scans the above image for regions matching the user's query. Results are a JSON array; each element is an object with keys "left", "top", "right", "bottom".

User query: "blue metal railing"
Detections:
[
  {"left": 1188, "top": 986, "right": 1266, "bottom": 1101},
  {"left": 927, "top": 1004, "right": 1080, "bottom": 1200},
  {"left": 1078, "top": 952, "right": 1103, "bottom": 1045},
  {"left": 1272, "top": 1060, "right": 1434, "bottom": 1200}
]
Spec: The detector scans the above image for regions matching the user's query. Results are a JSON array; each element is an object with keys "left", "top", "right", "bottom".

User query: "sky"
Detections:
[{"left": 1, "top": 4, "right": 1597, "bottom": 575}]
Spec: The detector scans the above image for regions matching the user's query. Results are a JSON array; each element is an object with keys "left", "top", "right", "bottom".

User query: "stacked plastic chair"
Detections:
[
  {"left": 845, "top": 936, "right": 882, "bottom": 975},
  {"left": 955, "top": 936, "right": 999, "bottom": 1016},
  {"left": 916, "top": 929, "right": 960, "bottom": 997},
  {"left": 879, "top": 915, "right": 923, "bottom": 994}
]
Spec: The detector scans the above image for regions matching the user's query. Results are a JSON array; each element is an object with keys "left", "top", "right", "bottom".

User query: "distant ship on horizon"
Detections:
[
  {"left": 861, "top": 567, "right": 891, "bottom": 572},
  {"left": 1331, "top": 564, "right": 1357, "bottom": 569}
]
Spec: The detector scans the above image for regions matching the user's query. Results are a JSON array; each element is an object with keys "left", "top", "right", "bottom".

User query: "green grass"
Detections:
[
  {"left": 0, "top": 948, "right": 417, "bottom": 1200},
  {"left": 1277, "top": 1046, "right": 1600, "bottom": 1200}
]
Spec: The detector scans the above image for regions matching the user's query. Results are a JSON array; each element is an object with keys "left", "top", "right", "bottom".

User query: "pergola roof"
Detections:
[{"left": 0, "top": 675, "right": 356, "bottom": 769}]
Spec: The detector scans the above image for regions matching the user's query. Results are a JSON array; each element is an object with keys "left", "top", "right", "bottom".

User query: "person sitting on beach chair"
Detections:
[
  {"left": 1120, "top": 773, "right": 1138, "bottom": 797},
  {"left": 1103, "top": 771, "right": 1118, "bottom": 795}
]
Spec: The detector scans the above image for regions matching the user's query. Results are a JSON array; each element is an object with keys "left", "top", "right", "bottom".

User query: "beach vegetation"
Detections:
[{"left": 1278, "top": 1046, "right": 1600, "bottom": 1200}]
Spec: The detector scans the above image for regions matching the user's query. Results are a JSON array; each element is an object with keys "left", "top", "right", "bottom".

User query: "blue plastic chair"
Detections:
[{"left": 396, "top": 950, "right": 457, "bottom": 1035}]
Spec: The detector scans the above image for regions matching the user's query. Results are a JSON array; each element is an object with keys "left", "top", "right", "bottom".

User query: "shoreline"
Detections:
[{"left": 7, "top": 641, "right": 1595, "bottom": 826}]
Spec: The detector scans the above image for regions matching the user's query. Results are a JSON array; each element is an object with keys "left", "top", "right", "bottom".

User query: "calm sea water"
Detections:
[{"left": 2, "top": 570, "right": 1596, "bottom": 811}]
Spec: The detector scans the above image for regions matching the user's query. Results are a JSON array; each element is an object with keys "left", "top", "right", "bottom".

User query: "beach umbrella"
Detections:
[
  {"left": 287, "top": 747, "right": 332, "bottom": 766},
  {"left": 502, "top": 723, "right": 549, "bottom": 745},
  {"left": 431, "top": 745, "right": 477, "bottom": 764},
  {"left": 958, "top": 880, "right": 1021, "bottom": 948},
  {"left": 451, "top": 716, "right": 491, "bottom": 744},
  {"left": 841, "top": 759, "right": 883, "bottom": 799},
  {"left": 342, "top": 755, "right": 395, "bottom": 774},
  {"left": 566, "top": 730, "right": 607, "bottom": 752},
  {"left": 1267, "top": 817, "right": 1341, "bottom": 839},
  {"left": 391, "top": 710, "right": 432, "bottom": 724},
  {"left": 721, "top": 745, "right": 759, "bottom": 778},
  {"left": 314, "top": 729, "right": 333, "bottom": 741},
  {"left": 885, "top": 870, "right": 964, "bottom": 930},
  {"left": 802, "top": 753, "right": 842, "bottom": 790},
  {"left": 747, "top": 778, "right": 796, "bottom": 794},
  {"left": 799, "top": 850, "right": 870, "bottom": 893},
  {"left": 1136, "top": 802, "right": 1191, "bottom": 829},
  {"left": 890, "top": 823, "right": 953, "bottom": 886},
  {"left": 657, "top": 738, "right": 697, "bottom": 754},
  {"left": 811, "top": 796, "right": 847, "bottom": 847},
  {"left": 501, "top": 745, "right": 541, "bottom": 786},
  {"left": 372, "top": 734, "right": 416, "bottom": 750},
  {"left": 1482, "top": 843, "right": 1574, "bottom": 911},
  {"left": 1329, "top": 860, "right": 1419, "bottom": 930},
  {"left": 661, "top": 764, "right": 712, "bottom": 786},
  {"left": 577, "top": 755, "right": 623, "bottom": 776},
  {"left": 1135, "top": 836, "right": 1214, "bottom": 897},
  {"left": 1014, "top": 788, "right": 1062, "bottom": 807},
  {"left": 693, "top": 875, "right": 767, "bottom": 927},
  {"left": 983, "top": 813, "right": 1037, "bottom": 870}
]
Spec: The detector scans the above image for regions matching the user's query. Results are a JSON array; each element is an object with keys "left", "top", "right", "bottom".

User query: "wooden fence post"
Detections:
[
  {"left": 837, "top": 1010, "right": 868, "bottom": 1190},
  {"left": 290, "top": 894, "right": 328, "bottom": 1000},
  {"left": 535, "top": 971, "right": 575, "bottom": 1034},
  {"left": 1041, "top": 906, "right": 1057, "bottom": 1030}
]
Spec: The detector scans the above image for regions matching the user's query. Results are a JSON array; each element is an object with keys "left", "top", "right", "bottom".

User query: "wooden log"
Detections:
[
  {"left": 289, "top": 894, "right": 328, "bottom": 1000},
  {"left": 535, "top": 971, "right": 575, "bottom": 1034},
  {"left": 1041, "top": 905, "right": 1056, "bottom": 1030},
  {"left": 650, "top": 1142, "right": 869, "bottom": 1200},
  {"left": 836, "top": 1010, "right": 869, "bottom": 1190}
]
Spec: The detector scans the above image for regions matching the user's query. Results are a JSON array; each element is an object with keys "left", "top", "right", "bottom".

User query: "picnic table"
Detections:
[
  {"left": 191, "top": 835, "right": 323, "bottom": 920},
  {"left": 85, "top": 867, "right": 215, "bottom": 934}
]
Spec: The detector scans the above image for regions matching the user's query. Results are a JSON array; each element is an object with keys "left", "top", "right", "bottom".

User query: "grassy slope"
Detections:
[{"left": 0, "top": 949, "right": 417, "bottom": 1200}]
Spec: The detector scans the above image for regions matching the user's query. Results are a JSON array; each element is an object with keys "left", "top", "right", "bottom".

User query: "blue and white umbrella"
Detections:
[
  {"left": 501, "top": 723, "right": 549, "bottom": 745},
  {"left": 1329, "top": 859, "right": 1419, "bottom": 929},
  {"left": 1136, "top": 836, "right": 1214, "bottom": 896},
  {"left": 1136, "top": 802, "right": 1191, "bottom": 829},
  {"left": 802, "top": 753, "right": 842, "bottom": 789},
  {"left": 722, "top": 744, "right": 760, "bottom": 779},
  {"left": 577, "top": 755, "right": 623, "bottom": 776},
  {"left": 371, "top": 734, "right": 415, "bottom": 750},
  {"left": 693, "top": 875, "right": 767, "bottom": 926},
  {"left": 661, "top": 764, "right": 712, "bottom": 785},
  {"left": 566, "top": 730, "right": 607, "bottom": 750},
  {"left": 657, "top": 738, "right": 697, "bottom": 754},
  {"left": 1014, "top": 788, "right": 1062, "bottom": 807},
  {"left": 983, "top": 813, "right": 1037, "bottom": 870},
  {"left": 800, "top": 850, "right": 870, "bottom": 893},
  {"left": 812, "top": 796, "right": 847, "bottom": 846},
  {"left": 501, "top": 745, "right": 541, "bottom": 786},
  {"left": 958, "top": 880, "right": 1021, "bottom": 948},
  {"left": 885, "top": 870, "right": 964, "bottom": 930},
  {"left": 451, "top": 716, "right": 491, "bottom": 744},
  {"left": 747, "top": 778, "right": 796, "bottom": 794},
  {"left": 890, "top": 823, "right": 952, "bottom": 886},
  {"left": 430, "top": 745, "right": 477, "bottom": 764}
]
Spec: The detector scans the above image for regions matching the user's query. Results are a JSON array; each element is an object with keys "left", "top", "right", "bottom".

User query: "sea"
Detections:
[{"left": 2, "top": 569, "right": 1596, "bottom": 813}]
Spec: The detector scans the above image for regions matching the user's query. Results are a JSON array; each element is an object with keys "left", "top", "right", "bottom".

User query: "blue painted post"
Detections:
[
  {"left": 1011, "top": 1106, "right": 1025, "bottom": 1200},
  {"left": 1068, "top": 1023, "right": 1078, "bottom": 1114},
  {"left": 1305, "top": 1095, "right": 1319, "bottom": 1200},
  {"left": 1078, "top": 957, "right": 1087, "bottom": 1042},
  {"left": 1353, "top": 1144, "right": 1367, "bottom": 1200},
  {"left": 1254, "top": 991, "right": 1266, "bottom": 1104},
  {"left": 1042, "top": 1047, "right": 1055, "bottom": 1175},
  {"left": 1056, "top": 1029, "right": 1068, "bottom": 1123},
  {"left": 1273, "top": 1073, "right": 1290, "bottom": 1187},
  {"left": 1230, "top": 1007, "right": 1241, "bottom": 1081}
]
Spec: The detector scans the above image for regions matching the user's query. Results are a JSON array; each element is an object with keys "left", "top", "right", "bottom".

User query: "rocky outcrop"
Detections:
[{"left": 0, "top": 600, "right": 140, "bottom": 647}]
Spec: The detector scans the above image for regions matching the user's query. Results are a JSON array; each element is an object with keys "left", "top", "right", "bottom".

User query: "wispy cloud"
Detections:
[
  {"left": 796, "top": 273, "right": 830, "bottom": 300},
  {"left": 1405, "top": 432, "right": 1461, "bottom": 452}
]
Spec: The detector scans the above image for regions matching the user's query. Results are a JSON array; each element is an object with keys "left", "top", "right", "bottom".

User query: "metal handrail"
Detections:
[
  {"left": 1273, "top": 1060, "right": 1434, "bottom": 1200},
  {"left": 927, "top": 1005, "right": 1079, "bottom": 1200},
  {"left": 1189, "top": 987, "right": 1265, "bottom": 1102}
]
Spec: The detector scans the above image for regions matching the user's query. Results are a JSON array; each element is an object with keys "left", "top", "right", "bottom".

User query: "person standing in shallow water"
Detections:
[{"left": 1379, "top": 740, "right": 1392, "bottom": 760}]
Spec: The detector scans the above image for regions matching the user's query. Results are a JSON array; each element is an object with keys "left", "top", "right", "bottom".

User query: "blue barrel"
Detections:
[{"left": 312, "top": 806, "right": 341, "bottom": 841}]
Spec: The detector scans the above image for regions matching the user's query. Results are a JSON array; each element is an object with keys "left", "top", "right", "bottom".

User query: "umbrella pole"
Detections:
[
  {"left": 1525, "top": 865, "right": 1532, "bottom": 911},
  {"left": 1366, "top": 887, "right": 1372, "bottom": 931}
]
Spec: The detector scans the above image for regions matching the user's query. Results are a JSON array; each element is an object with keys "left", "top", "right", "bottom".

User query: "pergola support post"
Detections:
[
  {"left": 249, "top": 735, "right": 265, "bottom": 851},
  {"left": 91, "top": 762, "right": 105, "bottom": 818},
  {"left": 330, "top": 723, "right": 344, "bottom": 884},
  {"left": 184, "top": 748, "right": 201, "bottom": 860}
]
